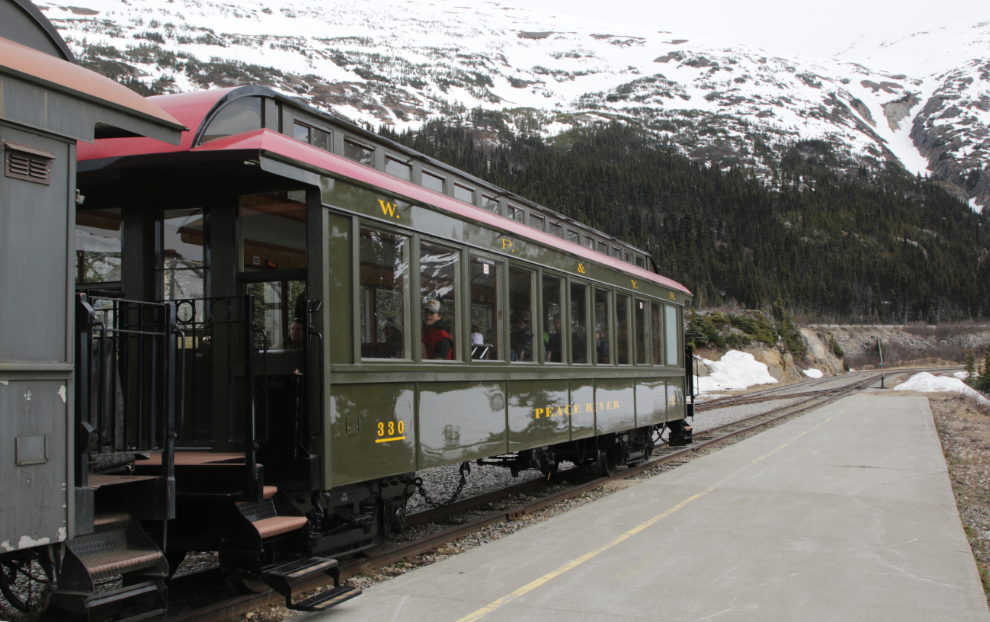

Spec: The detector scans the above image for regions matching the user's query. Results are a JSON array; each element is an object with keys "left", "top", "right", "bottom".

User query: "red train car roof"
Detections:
[{"left": 78, "top": 89, "right": 691, "bottom": 296}]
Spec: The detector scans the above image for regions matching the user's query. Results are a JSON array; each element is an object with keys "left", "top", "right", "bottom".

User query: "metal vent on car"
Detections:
[{"left": 3, "top": 141, "right": 54, "bottom": 185}]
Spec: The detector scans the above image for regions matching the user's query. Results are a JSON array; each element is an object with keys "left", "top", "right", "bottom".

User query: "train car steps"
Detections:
[
  {"left": 51, "top": 512, "right": 168, "bottom": 621},
  {"left": 261, "top": 557, "right": 362, "bottom": 611},
  {"left": 236, "top": 485, "right": 310, "bottom": 539}
]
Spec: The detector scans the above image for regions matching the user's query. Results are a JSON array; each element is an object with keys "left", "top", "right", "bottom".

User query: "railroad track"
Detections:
[{"left": 156, "top": 366, "right": 951, "bottom": 622}]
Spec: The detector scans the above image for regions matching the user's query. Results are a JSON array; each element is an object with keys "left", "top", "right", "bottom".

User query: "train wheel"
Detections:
[
  {"left": 0, "top": 545, "right": 59, "bottom": 621},
  {"left": 227, "top": 575, "right": 268, "bottom": 594},
  {"left": 596, "top": 446, "right": 617, "bottom": 477}
]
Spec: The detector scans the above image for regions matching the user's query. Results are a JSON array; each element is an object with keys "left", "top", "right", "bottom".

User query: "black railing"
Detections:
[
  {"left": 75, "top": 294, "right": 178, "bottom": 488},
  {"left": 172, "top": 296, "right": 269, "bottom": 500}
]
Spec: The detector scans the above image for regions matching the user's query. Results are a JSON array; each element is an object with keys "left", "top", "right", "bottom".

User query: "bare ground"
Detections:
[{"left": 930, "top": 394, "right": 990, "bottom": 607}]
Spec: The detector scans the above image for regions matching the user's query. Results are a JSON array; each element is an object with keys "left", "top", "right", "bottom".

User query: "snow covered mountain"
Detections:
[{"left": 39, "top": 0, "right": 989, "bottom": 212}]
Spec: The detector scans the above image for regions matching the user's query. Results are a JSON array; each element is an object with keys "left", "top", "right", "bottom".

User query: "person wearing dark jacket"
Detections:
[{"left": 422, "top": 299, "right": 454, "bottom": 360}]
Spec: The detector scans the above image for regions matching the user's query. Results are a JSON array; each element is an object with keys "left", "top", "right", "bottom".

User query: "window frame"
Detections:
[
  {"left": 417, "top": 236, "right": 463, "bottom": 363},
  {"left": 385, "top": 155, "right": 413, "bottom": 181},
  {"left": 468, "top": 252, "right": 506, "bottom": 364},
  {"left": 421, "top": 169, "right": 446, "bottom": 194},
  {"left": 592, "top": 286, "right": 613, "bottom": 366},
  {"left": 453, "top": 183, "right": 475, "bottom": 205},
  {"left": 507, "top": 262, "right": 538, "bottom": 365},
  {"left": 540, "top": 270, "right": 567, "bottom": 365},
  {"left": 355, "top": 221, "right": 412, "bottom": 362},
  {"left": 343, "top": 137, "right": 375, "bottom": 168},
  {"left": 568, "top": 277, "right": 592, "bottom": 365}
]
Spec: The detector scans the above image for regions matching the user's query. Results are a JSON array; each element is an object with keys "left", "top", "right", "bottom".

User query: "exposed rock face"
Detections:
[
  {"left": 910, "top": 59, "right": 990, "bottom": 211},
  {"left": 799, "top": 329, "right": 844, "bottom": 375},
  {"left": 882, "top": 92, "right": 921, "bottom": 130}
]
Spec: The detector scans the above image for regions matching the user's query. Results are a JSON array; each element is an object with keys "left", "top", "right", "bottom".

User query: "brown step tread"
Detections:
[
  {"left": 88, "top": 475, "right": 158, "bottom": 489},
  {"left": 76, "top": 549, "right": 164, "bottom": 581},
  {"left": 93, "top": 513, "right": 130, "bottom": 531},
  {"left": 252, "top": 516, "right": 308, "bottom": 539}
]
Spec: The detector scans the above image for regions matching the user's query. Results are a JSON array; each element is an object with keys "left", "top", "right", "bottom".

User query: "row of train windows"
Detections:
[
  {"left": 200, "top": 96, "right": 647, "bottom": 269},
  {"left": 288, "top": 122, "right": 646, "bottom": 269},
  {"left": 359, "top": 224, "right": 680, "bottom": 366}
]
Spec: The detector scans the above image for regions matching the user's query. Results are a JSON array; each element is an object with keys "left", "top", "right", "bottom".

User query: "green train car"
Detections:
[{"left": 71, "top": 85, "right": 694, "bottom": 614}]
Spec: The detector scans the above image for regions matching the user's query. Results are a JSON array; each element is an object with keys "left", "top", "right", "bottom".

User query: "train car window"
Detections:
[
  {"left": 454, "top": 183, "right": 474, "bottom": 205},
  {"left": 311, "top": 127, "right": 331, "bottom": 152},
  {"left": 615, "top": 294, "right": 631, "bottom": 364},
  {"left": 294, "top": 122, "right": 310, "bottom": 143},
  {"left": 422, "top": 170, "right": 445, "bottom": 193},
  {"left": 594, "top": 288, "right": 610, "bottom": 364},
  {"left": 583, "top": 236, "right": 595, "bottom": 250},
  {"left": 625, "top": 251, "right": 633, "bottom": 264},
  {"left": 651, "top": 302, "right": 663, "bottom": 365},
  {"left": 509, "top": 266, "right": 535, "bottom": 362},
  {"left": 635, "top": 299, "right": 648, "bottom": 364},
  {"left": 529, "top": 213, "right": 545, "bottom": 231},
  {"left": 200, "top": 96, "right": 262, "bottom": 144},
  {"left": 636, "top": 256, "right": 646, "bottom": 269},
  {"left": 507, "top": 205, "right": 524, "bottom": 223},
  {"left": 611, "top": 246, "right": 621, "bottom": 259},
  {"left": 470, "top": 256, "right": 501, "bottom": 360},
  {"left": 566, "top": 229, "right": 579, "bottom": 245},
  {"left": 597, "top": 240, "right": 609, "bottom": 255},
  {"left": 548, "top": 221, "right": 562, "bottom": 237},
  {"left": 570, "top": 282, "right": 589, "bottom": 364},
  {"left": 247, "top": 279, "right": 306, "bottom": 351},
  {"left": 344, "top": 139, "right": 374, "bottom": 167},
  {"left": 542, "top": 274, "right": 564, "bottom": 363},
  {"left": 240, "top": 192, "right": 307, "bottom": 271},
  {"left": 665, "top": 304, "right": 679, "bottom": 366},
  {"left": 76, "top": 208, "right": 122, "bottom": 284},
  {"left": 161, "top": 208, "right": 207, "bottom": 303},
  {"left": 359, "top": 227, "right": 408, "bottom": 359},
  {"left": 420, "top": 242, "right": 459, "bottom": 361},
  {"left": 385, "top": 157, "right": 412, "bottom": 181},
  {"left": 481, "top": 194, "right": 499, "bottom": 214}
]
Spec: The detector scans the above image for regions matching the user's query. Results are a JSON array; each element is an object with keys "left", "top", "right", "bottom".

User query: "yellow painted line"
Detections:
[
  {"left": 375, "top": 436, "right": 406, "bottom": 443},
  {"left": 455, "top": 407, "right": 848, "bottom": 622},
  {"left": 455, "top": 489, "right": 714, "bottom": 622}
]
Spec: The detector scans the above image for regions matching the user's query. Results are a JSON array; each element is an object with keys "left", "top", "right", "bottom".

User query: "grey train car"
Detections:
[{"left": 0, "top": 0, "right": 184, "bottom": 619}]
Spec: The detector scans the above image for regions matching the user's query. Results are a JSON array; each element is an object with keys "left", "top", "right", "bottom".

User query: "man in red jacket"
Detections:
[{"left": 422, "top": 299, "right": 454, "bottom": 360}]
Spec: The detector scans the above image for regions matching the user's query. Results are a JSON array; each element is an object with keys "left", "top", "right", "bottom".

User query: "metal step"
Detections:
[
  {"left": 51, "top": 513, "right": 168, "bottom": 621},
  {"left": 290, "top": 585, "right": 362, "bottom": 612},
  {"left": 236, "top": 491, "right": 309, "bottom": 539},
  {"left": 262, "top": 556, "right": 361, "bottom": 611},
  {"left": 66, "top": 516, "right": 165, "bottom": 582}
]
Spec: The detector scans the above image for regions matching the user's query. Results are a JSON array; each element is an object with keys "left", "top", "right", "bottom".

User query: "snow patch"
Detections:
[
  {"left": 58, "top": 385, "right": 66, "bottom": 403},
  {"left": 57, "top": 527, "right": 67, "bottom": 542},
  {"left": 0, "top": 541, "right": 11, "bottom": 552},
  {"left": 894, "top": 372, "right": 990, "bottom": 405},
  {"left": 802, "top": 368, "right": 824, "bottom": 378},
  {"left": 695, "top": 350, "right": 778, "bottom": 394}
]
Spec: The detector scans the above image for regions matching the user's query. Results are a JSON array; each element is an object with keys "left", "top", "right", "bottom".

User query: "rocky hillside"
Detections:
[{"left": 38, "top": 0, "right": 990, "bottom": 212}]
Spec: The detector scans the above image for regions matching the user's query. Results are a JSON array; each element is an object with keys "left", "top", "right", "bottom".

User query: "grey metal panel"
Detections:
[
  {"left": 0, "top": 75, "right": 183, "bottom": 145},
  {"left": 0, "top": 1, "right": 74, "bottom": 60},
  {"left": 0, "top": 125, "right": 70, "bottom": 364},
  {"left": 0, "top": 377, "right": 69, "bottom": 549}
]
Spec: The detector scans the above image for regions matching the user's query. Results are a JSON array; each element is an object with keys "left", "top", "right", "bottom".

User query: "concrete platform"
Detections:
[{"left": 304, "top": 393, "right": 990, "bottom": 622}]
